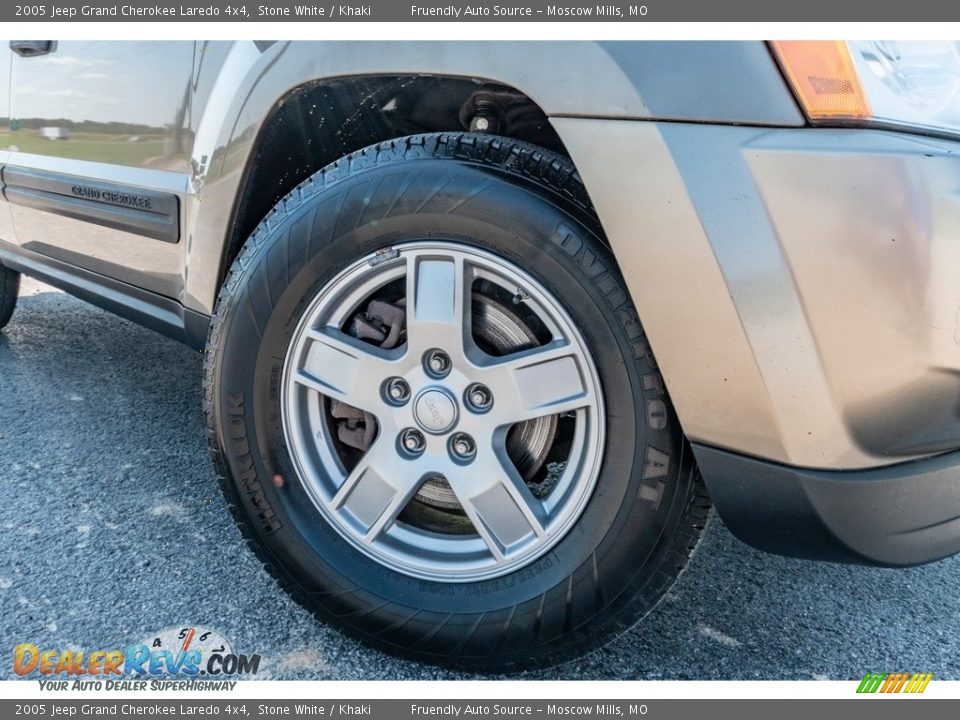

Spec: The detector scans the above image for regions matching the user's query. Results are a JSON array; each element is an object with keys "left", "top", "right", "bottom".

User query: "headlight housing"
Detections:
[{"left": 772, "top": 40, "right": 960, "bottom": 136}]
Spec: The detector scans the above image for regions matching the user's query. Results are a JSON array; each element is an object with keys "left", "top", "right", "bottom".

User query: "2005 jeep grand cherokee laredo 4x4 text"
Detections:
[{"left": 2, "top": 40, "right": 960, "bottom": 670}]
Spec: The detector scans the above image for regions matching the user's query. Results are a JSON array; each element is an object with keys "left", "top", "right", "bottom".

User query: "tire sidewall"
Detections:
[{"left": 211, "top": 153, "right": 689, "bottom": 647}]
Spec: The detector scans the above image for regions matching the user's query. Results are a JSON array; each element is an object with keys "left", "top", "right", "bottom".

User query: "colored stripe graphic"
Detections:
[
  {"left": 181, "top": 627, "right": 196, "bottom": 652},
  {"left": 857, "top": 673, "right": 885, "bottom": 693},
  {"left": 906, "top": 673, "right": 933, "bottom": 694},
  {"left": 857, "top": 672, "right": 931, "bottom": 694}
]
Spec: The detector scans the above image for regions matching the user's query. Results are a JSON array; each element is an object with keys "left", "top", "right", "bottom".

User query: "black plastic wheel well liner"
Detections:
[{"left": 220, "top": 75, "right": 569, "bottom": 292}]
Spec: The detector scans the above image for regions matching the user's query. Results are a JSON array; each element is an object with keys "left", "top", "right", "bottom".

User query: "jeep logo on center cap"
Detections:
[{"left": 414, "top": 388, "right": 458, "bottom": 434}]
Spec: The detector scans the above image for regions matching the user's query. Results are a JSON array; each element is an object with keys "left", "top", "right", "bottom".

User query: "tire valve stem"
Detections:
[
  {"left": 512, "top": 287, "right": 530, "bottom": 305},
  {"left": 368, "top": 246, "right": 399, "bottom": 267}
]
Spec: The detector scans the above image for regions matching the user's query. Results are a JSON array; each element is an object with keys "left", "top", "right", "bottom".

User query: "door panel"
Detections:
[
  {"left": 0, "top": 47, "right": 13, "bottom": 244},
  {"left": 5, "top": 41, "right": 195, "bottom": 299}
]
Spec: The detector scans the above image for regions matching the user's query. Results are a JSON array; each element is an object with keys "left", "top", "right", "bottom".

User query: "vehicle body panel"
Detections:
[
  {"left": 4, "top": 41, "right": 194, "bottom": 297},
  {"left": 0, "top": 40, "right": 799, "bottom": 317},
  {"left": 182, "top": 40, "right": 800, "bottom": 315},
  {"left": 2, "top": 39, "right": 959, "bottom": 483},
  {"left": 0, "top": 48, "right": 13, "bottom": 243},
  {"left": 563, "top": 119, "right": 960, "bottom": 470}
]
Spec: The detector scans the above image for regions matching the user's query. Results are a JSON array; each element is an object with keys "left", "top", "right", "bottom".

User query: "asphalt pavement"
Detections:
[{"left": 2, "top": 278, "right": 959, "bottom": 681}]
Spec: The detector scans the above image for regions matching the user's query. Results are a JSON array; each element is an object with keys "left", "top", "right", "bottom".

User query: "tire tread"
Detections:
[
  {"left": 203, "top": 132, "right": 710, "bottom": 672},
  {"left": 0, "top": 264, "right": 20, "bottom": 330}
]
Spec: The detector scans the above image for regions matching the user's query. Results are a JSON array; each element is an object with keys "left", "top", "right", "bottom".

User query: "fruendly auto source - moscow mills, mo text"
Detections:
[{"left": 21, "top": 2, "right": 650, "bottom": 18}]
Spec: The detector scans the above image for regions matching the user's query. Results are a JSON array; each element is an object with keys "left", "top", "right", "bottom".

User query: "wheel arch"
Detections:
[
  {"left": 182, "top": 40, "right": 645, "bottom": 317},
  {"left": 183, "top": 42, "right": 792, "bottom": 468},
  {"left": 218, "top": 74, "right": 570, "bottom": 294},
  {"left": 182, "top": 40, "right": 799, "bottom": 321}
]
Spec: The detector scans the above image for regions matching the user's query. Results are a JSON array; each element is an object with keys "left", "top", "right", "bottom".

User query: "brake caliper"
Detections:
[{"left": 330, "top": 298, "right": 406, "bottom": 452}]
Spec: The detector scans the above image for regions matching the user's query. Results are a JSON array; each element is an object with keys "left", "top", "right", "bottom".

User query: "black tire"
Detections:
[
  {"left": 0, "top": 263, "right": 20, "bottom": 330},
  {"left": 204, "top": 133, "right": 710, "bottom": 671}
]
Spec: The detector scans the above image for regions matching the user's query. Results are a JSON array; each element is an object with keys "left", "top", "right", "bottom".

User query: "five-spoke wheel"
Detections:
[{"left": 283, "top": 243, "right": 604, "bottom": 581}]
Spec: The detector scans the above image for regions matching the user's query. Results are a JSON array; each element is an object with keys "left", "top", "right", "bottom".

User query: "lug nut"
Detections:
[
  {"left": 465, "top": 383, "right": 493, "bottom": 413},
  {"left": 424, "top": 349, "right": 452, "bottom": 377},
  {"left": 449, "top": 433, "right": 477, "bottom": 463},
  {"left": 384, "top": 377, "right": 410, "bottom": 405},
  {"left": 399, "top": 428, "right": 426, "bottom": 457}
]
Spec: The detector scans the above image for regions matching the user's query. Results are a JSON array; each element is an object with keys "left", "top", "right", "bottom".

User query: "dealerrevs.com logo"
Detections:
[{"left": 13, "top": 626, "right": 261, "bottom": 689}]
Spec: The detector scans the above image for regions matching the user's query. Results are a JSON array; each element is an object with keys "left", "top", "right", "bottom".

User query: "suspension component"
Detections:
[
  {"left": 469, "top": 98, "right": 500, "bottom": 133},
  {"left": 459, "top": 89, "right": 553, "bottom": 140}
]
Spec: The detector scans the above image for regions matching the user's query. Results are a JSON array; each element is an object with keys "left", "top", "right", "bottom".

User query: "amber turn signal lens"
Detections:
[{"left": 771, "top": 40, "right": 871, "bottom": 121}]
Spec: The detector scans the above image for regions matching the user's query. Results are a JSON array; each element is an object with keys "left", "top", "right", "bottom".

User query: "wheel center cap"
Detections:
[{"left": 414, "top": 388, "right": 458, "bottom": 434}]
